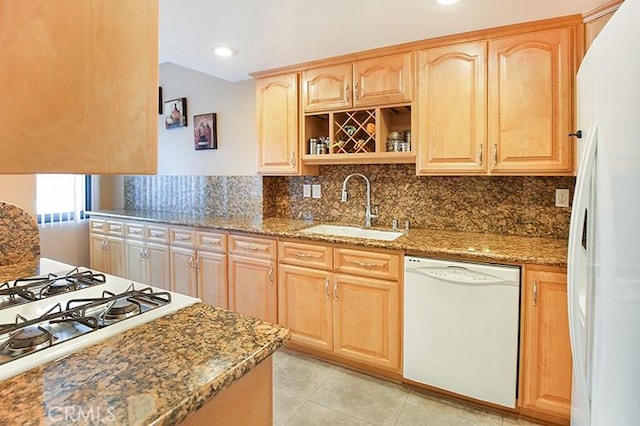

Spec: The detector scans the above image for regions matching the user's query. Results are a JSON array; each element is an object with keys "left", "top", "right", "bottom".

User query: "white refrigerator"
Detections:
[{"left": 568, "top": 0, "right": 640, "bottom": 425}]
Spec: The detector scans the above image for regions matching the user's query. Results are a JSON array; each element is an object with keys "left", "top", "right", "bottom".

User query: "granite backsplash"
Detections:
[{"left": 124, "top": 165, "right": 574, "bottom": 239}]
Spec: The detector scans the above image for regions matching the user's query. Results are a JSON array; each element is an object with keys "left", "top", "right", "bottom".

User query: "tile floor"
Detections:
[{"left": 273, "top": 349, "right": 541, "bottom": 426}]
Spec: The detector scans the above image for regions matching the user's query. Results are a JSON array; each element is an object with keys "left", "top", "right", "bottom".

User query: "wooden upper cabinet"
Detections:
[
  {"left": 583, "top": 0, "right": 624, "bottom": 51},
  {"left": 353, "top": 53, "right": 413, "bottom": 107},
  {"left": 302, "top": 64, "right": 352, "bottom": 112},
  {"left": 256, "top": 73, "right": 300, "bottom": 175},
  {"left": 488, "top": 28, "right": 573, "bottom": 175},
  {"left": 417, "top": 42, "right": 487, "bottom": 175},
  {"left": 302, "top": 53, "right": 413, "bottom": 112},
  {"left": 0, "top": 0, "right": 158, "bottom": 174}
]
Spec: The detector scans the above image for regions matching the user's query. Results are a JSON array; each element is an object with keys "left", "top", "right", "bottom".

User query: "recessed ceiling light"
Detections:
[
  {"left": 211, "top": 46, "right": 238, "bottom": 58},
  {"left": 435, "top": 0, "right": 462, "bottom": 5}
]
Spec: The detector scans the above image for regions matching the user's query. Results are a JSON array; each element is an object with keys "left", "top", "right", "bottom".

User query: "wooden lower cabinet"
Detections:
[
  {"left": 197, "top": 250, "right": 228, "bottom": 309},
  {"left": 277, "top": 241, "right": 401, "bottom": 372},
  {"left": 170, "top": 246, "right": 199, "bottom": 298},
  {"left": 125, "top": 239, "right": 171, "bottom": 291},
  {"left": 228, "top": 254, "right": 277, "bottom": 323},
  {"left": 89, "top": 233, "right": 125, "bottom": 278},
  {"left": 520, "top": 265, "right": 572, "bottom": 422}
]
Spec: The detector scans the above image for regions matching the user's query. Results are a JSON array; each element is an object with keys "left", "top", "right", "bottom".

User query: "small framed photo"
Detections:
[
  {"left": 193, "top": 113, "right": 217, "bottom": 150},
  {"left": 164, "top": 97, "right": 187, "bottom": 129}
]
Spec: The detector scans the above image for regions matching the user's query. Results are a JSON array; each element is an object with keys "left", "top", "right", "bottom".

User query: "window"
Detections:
[{"left": 36, "top": 175, "right": 91, "bottom": 225}]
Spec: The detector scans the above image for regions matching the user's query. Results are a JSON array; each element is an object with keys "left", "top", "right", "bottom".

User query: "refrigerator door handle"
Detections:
[{"left": 567, "top": 122, "right": 598, "bottom": 403}]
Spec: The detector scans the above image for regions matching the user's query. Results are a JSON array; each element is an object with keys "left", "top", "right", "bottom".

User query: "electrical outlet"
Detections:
[
  {"left": 303, "top": 184, "right": 311, "bottom": 198},
  {"left": 556, "top": 189, "right": 570, "bottom": 207},
  {"left": 312, "top": 184, "right": 321, "bottom": 199}
]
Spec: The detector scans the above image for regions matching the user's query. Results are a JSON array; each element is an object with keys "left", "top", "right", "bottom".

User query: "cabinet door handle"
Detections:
[
  {"left": 290, "top": 151, "right": 295, "bottom": 167},
  {"left": 354, "top": 82, "right": 359, "bottom": 100},
  {"left": 139, "top": 248, "right": 145, "bottom": 259},
  {"left": 188, "top": 256, "right": 194, "bottom": 270},
  {"left": 144, "top": 248, "right": 149, "bottom": 259},
  {"left": 478, "top": 143, "right": 483, "bottom": 165},
  {"left": 325, "top": 279, "right": 330, "bottom": 298},
  {"left": 345, "top": 83, "right": 350, "bottom": 102},
  {"left": 353, "top": 259, "right": 380, "bottom": 268},
  {"left": 493, "top": 144, "right": 498, "bottom": 165},
  {"left": 333, "top": 282, "right": 338, "bottom": 301},
  {"left": 195, "top": 256, "right": 201, "bottom": 271},
  {"left": 533, "top": 280, "right": 538, "bottom": 306},
  {"left": 239, "top": 242, "right": 259, "bottom": 251},
  {"left": 269, "top": 266, "right": 274, "bottom": 285},
  {"left": 103, "top": 241, "right": 110, "bottom": 252},
  {"left": 101, "top": 240, "right": 107, "bottom": 250}
]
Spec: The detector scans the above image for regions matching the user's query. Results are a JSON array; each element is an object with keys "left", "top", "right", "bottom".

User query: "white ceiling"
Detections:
[{"left": 159, "top": 0, "right": 604, "bottom": 82}]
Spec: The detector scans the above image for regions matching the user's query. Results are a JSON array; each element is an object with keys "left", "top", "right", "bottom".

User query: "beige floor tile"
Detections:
[
  {"left": 502, "top": 416, "right": 543, "bottom": 425},
  {"left": 287, "top": 401, "right": 373, "bottom": 426},
  {"left": 396, "top": 392, "right": 503, "bottom": 426},
  {"left": 274, "top": 387, "right": 307, "bottom": 426},
  {"left": 308, "top": 366, "right": 409, "bottom": 425},
  {"left": 273, "top": 349, "right": 334, "bottom": 398}
]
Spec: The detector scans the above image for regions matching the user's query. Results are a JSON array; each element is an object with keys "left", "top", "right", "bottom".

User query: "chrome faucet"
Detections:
[{"left": 340, "top": 173, "right": 378, "bottom": 227}]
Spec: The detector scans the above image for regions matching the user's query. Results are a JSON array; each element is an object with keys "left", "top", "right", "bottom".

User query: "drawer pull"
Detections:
[
  {"left": 293, "top": 252, "right": 317, "bottom": 259},
  {"left": 93, "top": 223, "right": 104, "bottom": 229},
  {"left": 352, "top": 260, "right": 380, "bottom": 268},
  {"left": 150, "top": 231, "right": 164, "bottom": 237},
  {"left": 110, "top": 225, "right": 122, "bottom": 231},
  {"left": 239, "top": 243, "right": 260, "bottom": 251},
  {"left": 202, "top": 238, "right": 220, "bottom": 245},
  {"left": 130, "top": 228, "right": 142, "bottom": 234},
  {"left": 176, "top": 235, "right": 192, "bottom": 241}
]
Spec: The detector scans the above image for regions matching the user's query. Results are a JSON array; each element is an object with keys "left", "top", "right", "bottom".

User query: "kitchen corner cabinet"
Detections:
[
  {"left": 124, "top": 222, "right": 170, "bottom": 291},
  {"left": 520, "top": 265, "right": 572, "bottom": 421},
  {"left": 301, "top": 53, "right": 413, "bottom": 112},
  {"left": 0, "top": 1, "right": 158, "bottom": 174},
  {"left": 256, "top": 73, "right": 302, "bottom": 175},
  {"left": 583, "top": 0, "right": 624, "bottom": 51},
  {"left": 278, "top": 240, "right": 401, "bottom": 371},
  {"left": 169, "top": 227, "right": 228, "bottom": 308},
  {"left": 89, "top": 219, "right": 125, "bottom": 278},
  {"left": 416, "top": 27, "right": 574, "bottom": 176},
  {"left": 228, "top": 234, "right": 277, "bottom": 323}
]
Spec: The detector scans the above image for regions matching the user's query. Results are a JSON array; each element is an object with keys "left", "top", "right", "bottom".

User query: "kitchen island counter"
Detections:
[
  {"left": 90, "top": 210, "right": 568, "bottom": 266},
  {"left": 0, "top": 303, "right": 290, "bottom": 425}
]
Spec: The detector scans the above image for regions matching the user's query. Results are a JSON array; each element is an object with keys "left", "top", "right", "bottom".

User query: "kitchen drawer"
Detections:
[
  {"left": 196, "top": 230, "right": 227, "bottom": 253},
  {"left": 170, "top": 227, "right": 196, "bottom": 247},
  {"left": 89, "top": 219, "right": 106, "bottom": 234},
  {"left": 124, "top": 222, "right": 145, "bottom": 239},
  {"left": 106, "top": 220, "right": 124, "bottom": 236},
  {"left": 147, "top": 225, "right": 169, "bottom": 244},
  {"left": 334, "top": 248, "right": 401, "bottom": 281},
  {"left": 278, "top": 240, "right": 332, "bottom": 270},
  {"left": 229, "top": 234, "right": 276, "bottom": 260}
]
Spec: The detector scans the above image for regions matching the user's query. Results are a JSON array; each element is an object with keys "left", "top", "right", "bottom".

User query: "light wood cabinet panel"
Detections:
[
  {"left": 302, "top": 64, "right": 352, "bottom": 112},
  {"left": 488, "top": 28, "right": 573, "bottom": 174},
  {"left": 278, "top": 264, "right": 333, "bottom": 351},
  {"left": 170, "top": 246, "right": 198, "bottom": 298},
  {"left": 91, "top": 234, "right": 125, "bottom": 277},
  {"left": 256, "top": 73, "right": 300, "bottom": 175},
  {"left": 521, "top": 265, "right": 572, "bottom": 420},
  {"left": 334, "top": 248, "right": 401, "bottom": 281},
  {"left": 353, "top": 53, "right": 413, "bottom": 107},
  {"left": 89, "top": 233, "right": 108, "bottom": 272},
  {"left": 583, "top": 0, "right": 624, "bottom": 51},
  {"left": 0, "top": 0, "right": 158, "bottom": 174},
  {"left": 147, "top": 225, "right": 169, "bottom": 244},
  {"left": 278, "top": 240, "right": 333, "bottom": 270},
  {"left": 228, "top": 254, "right": 277, "bottom": 323},
  {"left": 333, "top": 274, "right": 400, "bottom": 370},
  {"left": 125, "top": 239, "right": 147, "bottom": 283},
  {"left": 146, "top": 242, "right": 170, "bottom": 291},
  {"left": 229, "top": 234, "right": 276, "bottom": 260},
  {"left": 170, "top": 228, "right": 196, "bottom": 247},
  {"left": 196, "top": 230, "right": 227, "bottom": 253},
  {"left": 197, "top": 251, "right": 228, "bottom": 309},
  {"left": 417, "top": 42, "right": 487, "bottom": 174}
]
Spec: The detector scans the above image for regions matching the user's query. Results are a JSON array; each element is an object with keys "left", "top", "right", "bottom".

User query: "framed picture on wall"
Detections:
[
  {"left": 164, "top": 97, "right": 187, "bottom": 129},
  {"left": 193, "top": 113, "right": 217, "bottom": 150}
]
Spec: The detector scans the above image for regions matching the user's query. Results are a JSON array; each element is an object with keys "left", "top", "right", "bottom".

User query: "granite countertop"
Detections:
[
  {"left": 90, "top": 210, "right": 568, "bottom": 266},
  {"left": 0, "top": 303, "right": 290, "bottom": 425}
]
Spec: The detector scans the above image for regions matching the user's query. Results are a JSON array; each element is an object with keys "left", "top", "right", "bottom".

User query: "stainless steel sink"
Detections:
[{"left": 299, "top": 224, "right": 404, "bottom": 241}]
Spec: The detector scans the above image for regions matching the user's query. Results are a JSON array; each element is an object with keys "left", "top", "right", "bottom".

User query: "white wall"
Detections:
[
  {"left": 0, "top": 175, "right": 37, "bottom": 217},
  {"left": 158, "top": 63, "right": 257, "bottom": 175}
]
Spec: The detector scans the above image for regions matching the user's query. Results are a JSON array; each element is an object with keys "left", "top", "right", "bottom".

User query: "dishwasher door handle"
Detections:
[{"left": 405, "top": 267, "right": 512, "bottom": 286}]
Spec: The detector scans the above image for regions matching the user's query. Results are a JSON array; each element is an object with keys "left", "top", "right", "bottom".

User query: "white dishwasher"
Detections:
[{"left": 403, "top": 256, "right": 520, "bottom": 408}]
